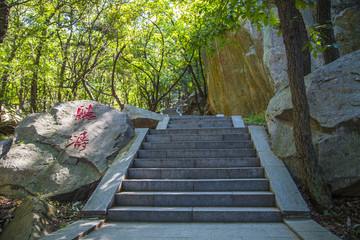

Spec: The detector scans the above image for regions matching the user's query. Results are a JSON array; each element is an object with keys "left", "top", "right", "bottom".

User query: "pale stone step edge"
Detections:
[
  {"left": 248, "top": 125, "right": 310, "bottom": 219},
  {"left": 81, "top": 128, "right": 149, "bottom": 218},
  {"left": 40, "top": 219, "right": 105, "bottom": 240}
]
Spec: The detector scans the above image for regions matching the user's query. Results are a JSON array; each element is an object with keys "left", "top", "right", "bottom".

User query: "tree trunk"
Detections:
[
  {"left": 275, "top": 0, "right": 332, "bottom": 209},
  {"left": 0, "top": 0, "right": 9, "bottom": 45},
  {"left": 316, "top": 0, "right": 340, "bottom": 64},
  {"left": 30, "top": 44, "right": 43, "bottom": 113}
]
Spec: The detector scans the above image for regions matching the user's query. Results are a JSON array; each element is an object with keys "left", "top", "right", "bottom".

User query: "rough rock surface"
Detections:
[
  {"left": 0, "top": 138, "right": 12, "bottom": 159},
  {"left": 333, "top": 7, "right": 360, "bottom": 56},
  {"left": 123, "top": 104, "right": 164, "bottom": 129},
  {"left": 266, "top": 50, "right": 360, "bottom": 197},
  {"left": 0, "top": 100, "right": 134, "bottom": 200},
  {"left": 204, "top": 2, "right": 359, "bottom": 116},
  {"left": 204, "top": 22, "right": 275, "bottom": 116},
  {"left": 0, "top": 197, "right": 57, "bottom": 240}
]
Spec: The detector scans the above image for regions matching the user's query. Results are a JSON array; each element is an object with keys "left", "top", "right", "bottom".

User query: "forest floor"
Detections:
[
  {"left": 0, "top": 196, "right": 84, "bottom": 236},
  {"left": 1, "top": 193, "right": 360, "bottom": 239},
  {"left": 298, "top": 185, "right": 360, "bottom": 240}
]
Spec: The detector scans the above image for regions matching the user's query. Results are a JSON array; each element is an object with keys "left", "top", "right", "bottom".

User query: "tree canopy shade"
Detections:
[
  {"left": 0, "top": 0, "right": 335, "bottom": 208},
  {"left": 0, "top": 0, "right": 208, "bottom": 113}
]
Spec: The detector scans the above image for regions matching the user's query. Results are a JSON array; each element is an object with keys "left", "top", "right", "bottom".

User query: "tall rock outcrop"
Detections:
[
  {"left": 266, "top": 50, "right": 360, "bottom": 197},
  {"left": 204, "top": 2, "right": 360, "bottom": 116},
  {"left": 203, "top": 23, "right": 274, "bottom": 116}
]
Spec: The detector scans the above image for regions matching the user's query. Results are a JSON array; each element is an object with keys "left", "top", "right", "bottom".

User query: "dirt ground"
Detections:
[{"left": 298, "top": 185, "right": 360, "bottom": 240}]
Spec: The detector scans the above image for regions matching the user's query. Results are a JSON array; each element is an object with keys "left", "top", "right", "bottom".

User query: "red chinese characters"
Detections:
[
  {"left": 75, "top": 104, "right": 97, "bottom": 120},
  {"left": 65, "top": 131, "right": 89, "bottom": 151}
]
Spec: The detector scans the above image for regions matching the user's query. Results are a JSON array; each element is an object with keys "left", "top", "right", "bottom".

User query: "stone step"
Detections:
[
  {"left": 137, "top": 149, "right": 256, "bottom": 158},
  {"left": 107, "top": 206, "right": 282, "bottom": 222},
  {"left": 121, "top": 179, "right": 269, "bottom": 192},
  {"left": 167, "top": 123, "right": 233, "bottom": 129},
  {"left": 141, "top": 141, "right": 253, "bottom": 150},
  {"left": 115, "top": 191, "right": 275, "bottom": 207},
  {"left": 132, "top": 157, "right": 260, "bottom": 168},
  {"left": 170, "top": 116, "right": 231, "bottom": 120},
  {"left": 127, "top": 167, "right": 264, "bottom": 179},
  {"left": 168, "top": 119, "right": 232, "bottom": 125},
  {"left": 145, "top": 134, "right": 251, "bottom": 142},
  {"left": 150, "top": 128, "right": 248, "bottom": 135}
]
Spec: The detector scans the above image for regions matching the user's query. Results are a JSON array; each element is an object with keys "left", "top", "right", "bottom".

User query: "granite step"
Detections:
[
  {"left": 137, "top": 149, "right": 256, "bottom": 158},
  {"left": 115, "top": 191, "right": 275, "bottom": 207},
  {"left": 141, "top": 141, "right": 253, "bottom": 150},
  {"left": 121, "top": 179, "right": 269, "bottom": 191},
  {"left": 149, "top": 128, "right": 248, "bottom": 135},
  {"left": 132, "top": 157, "right": 260, "bottom": 168},
  {"left": 107, "top": 206, "right": 282, "bottom": 222},
  {"left": 168, "top": 119, "right": 232, "bottom": 125},
  {"left": 145, "top": 134, "right": 251, "bottom": 142},
  {"left": 167, "top": 123, "right": 233, "bottom": 129},
  {"left": 127, "top": 167, "right": 265, "bottom": 179}
]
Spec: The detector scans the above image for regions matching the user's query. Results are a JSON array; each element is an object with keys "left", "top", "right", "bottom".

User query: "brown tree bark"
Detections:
[
  {"left": 316, "top": 0, "right": 340, "bottom": 64},
  {"left": 275, "top": 0, "right": 333, "bottom": 209},
  {"left": 30, "top": 44, "right": 43, "bottom": 113},
  {"left": 0, "top": 0, "right": 9, "bottom": 45}
]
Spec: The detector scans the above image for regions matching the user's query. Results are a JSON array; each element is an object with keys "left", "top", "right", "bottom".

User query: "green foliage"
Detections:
[
  {"left": 243, "top": 111, "right": 266, "bottom": 126},
  {"left": 324, "top": 205, "right": 344, "bottom": 219},
  {"left": 303, "top": 24, "right": 342, "bottom": 58}
]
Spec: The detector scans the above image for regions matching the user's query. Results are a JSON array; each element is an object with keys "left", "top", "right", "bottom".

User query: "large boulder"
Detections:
[
  {"left": 203, "top": 2, "right": 359, "bottom": 116},
  {"left": 0, "top": 197, "right": 57, "bottom": 240},
  {"left": 332, "top": 1, "right": 360, "bottom": 56},
  {"left": 203, "top": 22, "right": 275, "bottom": 116},
  {"left": 266, "top": 50, "right": 360, "bottom": 197},
  {"left": 122, "top": 104, "right": 164, "bottom": 129},
  {"left": 0, "top": 100, "right": 135, "bottom": 200}
]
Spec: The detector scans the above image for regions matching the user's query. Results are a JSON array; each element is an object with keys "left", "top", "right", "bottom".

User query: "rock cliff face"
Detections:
[
  {"left": 204, "top": 2, "right": 360, "bottom": 116},
  {"left": 204, "top": 2, "right": 360, "bottom": 196},
  {"left": 204, "top": 23, "right": 274, "bottom": 116},
  {"left": 266, "top": 50, "right": 360, "bottom": 197}
]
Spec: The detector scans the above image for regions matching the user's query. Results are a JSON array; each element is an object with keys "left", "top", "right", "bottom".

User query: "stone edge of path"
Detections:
[
  {"left": 284, "top": 219, "right": 340, "bottom": 240},
  {"left": 248, "top": 125, "right": 310, "bottom": 219},
  {"left": 40, "top": 219, "right": 105, "bottom": 240},
  {"left": 156, "top": 115, "right": 170, "bottom": 129},
  {"left": 81, "top": 128, "right": 149, "bottom": 218},
  {"left": 231, "top": 116, "right": 245, "bottom": 128}
]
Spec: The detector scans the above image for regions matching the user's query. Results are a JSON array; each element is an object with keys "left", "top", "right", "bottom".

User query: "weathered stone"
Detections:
[
  {"left": 204, "top": 22, "right": 275, "bottom": 116},
  {"left": 0, "top": 138, "right": 12, "bottom": 159},
  {"left": 0, "top": 100, "right": 135, "bottom": 200},
  {"left": 0, "top": 197, "right": 57, "bottom": 240},
  {"left": 123, "top": 104, "right": 164, "bottom": 129},
  {"left": 333, "top": 7, "right": 360, "bottom": 56},
  {"left": 266, "top": 50, "right": 360, "bottom": 196}
]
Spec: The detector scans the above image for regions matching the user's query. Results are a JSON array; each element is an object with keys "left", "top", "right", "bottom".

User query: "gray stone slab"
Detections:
[
  {"left": 133, "top": 157, "right": 260, "bottom": 168},
  {"left": 82, "top": 222, "right": 300, "bottom": 240},
  {"left": 284, "top": 219, "right": 340, "bottom": 240},
  {"left": 150, "top": 128, "right": 247, "bottom": 135},
  {"left": 232, "top": 116, "right": 245, "bottom": 128},
  {"left": 248, "top": 125, "right": 271, "bottom": 152},
  {"left": 40, "top": 219, "right": 104, "bottom": 240},
  {"left": 156, "top": 116, "right": 170, "bottom": 130},
  {"left": 81, "top": 128, "right": 149, "bottom": 217},
  {"left": 127, "top": 167, "right": 264, "bottom": 179},
  {"left": 248, "top": 126, "right": 310, "bottom": 219}
]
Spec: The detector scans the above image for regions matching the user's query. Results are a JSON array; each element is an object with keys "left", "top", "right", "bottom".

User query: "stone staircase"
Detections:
[{"left": 107, "top": 116, "right": 281, "bottom": 222}]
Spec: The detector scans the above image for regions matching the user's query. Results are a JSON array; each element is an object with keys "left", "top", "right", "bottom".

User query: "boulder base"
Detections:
[
  {"left": 266, "top": 50, "right": 360, "bottom": 197},
  {"left": 0, "top": 100, "right": 134, "bottom": 200},
  {"left": 0, "top": 197, "right": 57, "bottom": 240}
]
